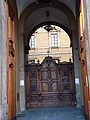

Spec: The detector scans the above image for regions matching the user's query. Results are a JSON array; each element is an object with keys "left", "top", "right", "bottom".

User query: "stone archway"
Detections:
[{"left": 17, "top": 0, "right": 84, "bottom": 113}]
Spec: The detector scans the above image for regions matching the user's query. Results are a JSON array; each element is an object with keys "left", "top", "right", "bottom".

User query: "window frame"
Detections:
[
  {"left": 49, "top": 30, "right": 59, "bottom": 48},
  {"left": 29, "top": 33, "right": 36, "bottom": 49}
]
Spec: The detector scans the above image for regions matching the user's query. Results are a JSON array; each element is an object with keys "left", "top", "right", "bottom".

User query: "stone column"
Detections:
[
  {"left": 72, "top": 31, "right": 83, "bottom": 108},
  {"left": 83, "top": 0, "right": 90, "bottom": 118},
  {"left": 19, "top": 33, "right": 26, "bottom": 111},
  {"left": 0, "top": 0, "right": 8, "bottom": 120}
]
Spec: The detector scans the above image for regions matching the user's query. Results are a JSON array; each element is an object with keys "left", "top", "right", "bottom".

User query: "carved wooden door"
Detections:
[
  {"left": 80, "top": 36, "right": 89, "bottom": 116},
  {"left": 78, "top": 1, "right": 89, "bottom": 116},
  {"left": 39, "top": 57, "right": 60, "bottom": 107},
  {"left": 60, "top": 63, "right": 75, "bottom": 106},
  {"left": 25, "top": 57, "right": 76, "bottom": 108}
]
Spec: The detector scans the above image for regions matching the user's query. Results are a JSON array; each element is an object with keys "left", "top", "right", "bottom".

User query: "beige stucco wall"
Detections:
[{"left": 28, "top": 27, "right": 72, "bottom": 63}]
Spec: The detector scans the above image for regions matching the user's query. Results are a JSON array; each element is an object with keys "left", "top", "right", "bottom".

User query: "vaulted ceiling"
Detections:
[
  {"left": 15, "top": 0, "right": 77, "bottom": 45},
  {"left": 16, "top": 0, "right": 76, "bottom": 18}
]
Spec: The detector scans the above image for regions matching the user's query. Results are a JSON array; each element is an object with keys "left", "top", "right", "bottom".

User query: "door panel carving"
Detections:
[
  {"left": 51, "top": 70, "right": 57, "bottom": 79},
  {"left": 25, "top": 57, "right": 76, "bottom": 108},
  {"left": 51, "top": 81, "right": 58, "bottom": 92},
  {"left": 41, "top": 82, "right": 48, "bottom": 92},
  {"left": 41, "top": 71, "right": 48, "bottom": 80}
]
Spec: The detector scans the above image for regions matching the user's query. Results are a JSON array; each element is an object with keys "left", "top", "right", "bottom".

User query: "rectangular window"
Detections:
[
  {"left": 29, "top": 34, "right": 35, "bottom": 48},
  {"left": 51, "top": 32, "right": 58, "bottom": 47}
]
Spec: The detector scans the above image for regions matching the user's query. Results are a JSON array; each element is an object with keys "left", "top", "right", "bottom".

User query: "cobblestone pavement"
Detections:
[{"left": 16, "top": 107, "right": 85, "bottom": 120}]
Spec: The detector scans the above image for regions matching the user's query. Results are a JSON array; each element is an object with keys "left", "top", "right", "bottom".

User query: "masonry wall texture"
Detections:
[
  {"left": 83, "top": 0, "right": 90, "bottom": 117},
  {"left": 19, "top": 33, "right": 26, "bottom": 111},
  {"left": 72, "top": 30, "right": 83, "bottom": 108},
  {"left": 0, "top": 0, "right": 8, "bottom": 120}
]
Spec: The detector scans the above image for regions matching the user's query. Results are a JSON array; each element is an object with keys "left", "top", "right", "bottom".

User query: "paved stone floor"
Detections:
[{"left": 16, "top": 107, "right": 85, "bottom": 120}]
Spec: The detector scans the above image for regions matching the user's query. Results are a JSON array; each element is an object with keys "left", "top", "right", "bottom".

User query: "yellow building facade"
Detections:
[{"left": 28, "top": 25, "right": 72, "bottom": 63}]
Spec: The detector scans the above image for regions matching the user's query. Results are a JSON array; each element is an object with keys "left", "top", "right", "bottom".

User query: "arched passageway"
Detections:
[
  {"left": 18, "top": 0, "right": 83, "bottom": 112},
  {"left": 18, "top": 0, "right": 89, "bottom": 118}
]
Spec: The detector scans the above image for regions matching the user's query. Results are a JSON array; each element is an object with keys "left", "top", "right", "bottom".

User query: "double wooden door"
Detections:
[{"left": 25, "top": 57, "right": 76, "bottom": 108}]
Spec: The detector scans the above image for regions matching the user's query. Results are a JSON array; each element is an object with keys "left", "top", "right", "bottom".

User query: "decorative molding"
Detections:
[
  {"left": 9, "top": 38, "right": 15, "bottom": 57},
  {"left": 29, "top": 50, "right": 72, "bottom": 57},
  {"left": 9, "top": 63, "right": 14, "bottom": 70}
]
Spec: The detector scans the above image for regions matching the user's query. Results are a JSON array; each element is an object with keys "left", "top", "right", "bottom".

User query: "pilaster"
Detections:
[
  {"left": 83, "top": 0, "right": 90, "bottom": 118},
  {"left": 72, "top": 30, "right": 83, "bottom": 108},
  {"left": 19, "top": 33, "right": 26, "bottom": 111}
]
